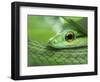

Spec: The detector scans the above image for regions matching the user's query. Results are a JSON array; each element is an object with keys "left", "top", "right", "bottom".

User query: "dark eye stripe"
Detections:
[{"left": 76, "top": 35, "right": 85, "bottom": 38}]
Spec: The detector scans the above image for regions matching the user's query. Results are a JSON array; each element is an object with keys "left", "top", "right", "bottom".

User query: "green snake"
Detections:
[{"left": 47, "top": 16, "right": 88, "bottom": 49}]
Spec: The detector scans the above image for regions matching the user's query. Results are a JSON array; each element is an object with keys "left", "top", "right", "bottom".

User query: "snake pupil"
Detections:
[
  {"left": 67, "top": 34, "right": 73, "bottom": 39},
  {"left": 65, "top": 32, "right": 74, "bottom": 42}
]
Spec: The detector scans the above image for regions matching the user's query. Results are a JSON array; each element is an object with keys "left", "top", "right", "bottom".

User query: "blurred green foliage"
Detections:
[{"left": 28, "top": 16, "right": 56, "bottom": 45}]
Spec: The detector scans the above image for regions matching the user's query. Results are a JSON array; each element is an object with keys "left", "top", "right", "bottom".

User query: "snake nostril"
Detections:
[{"left": 53, "top": 40, "right": 57, "bottom": 43}]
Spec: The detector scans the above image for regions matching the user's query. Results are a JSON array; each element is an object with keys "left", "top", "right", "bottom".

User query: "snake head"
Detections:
[{"left": 48, "top": 29, "right": 87, "bottom": 49}]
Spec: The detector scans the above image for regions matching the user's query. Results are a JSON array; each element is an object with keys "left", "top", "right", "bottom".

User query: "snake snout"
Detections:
[{"left": 48, "top": 39, "right": 58, "bottom": 47}]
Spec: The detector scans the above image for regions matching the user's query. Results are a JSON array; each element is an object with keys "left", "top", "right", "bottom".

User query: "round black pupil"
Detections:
[
  {"left": 65, "top": 33, "right": 74, "bottom": 41},
  {"left": 67, "top": 34, "right": 73, "bottom": 40}
]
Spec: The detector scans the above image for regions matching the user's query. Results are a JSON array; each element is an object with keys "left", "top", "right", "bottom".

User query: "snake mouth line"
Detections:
[{"left": 46, "top": 45, "right": 87, "bottom": 50}]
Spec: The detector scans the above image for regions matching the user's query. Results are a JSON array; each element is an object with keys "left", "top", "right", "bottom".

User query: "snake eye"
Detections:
[{"left": 65, "top": 31, "right": 75, "bottom": 42}]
